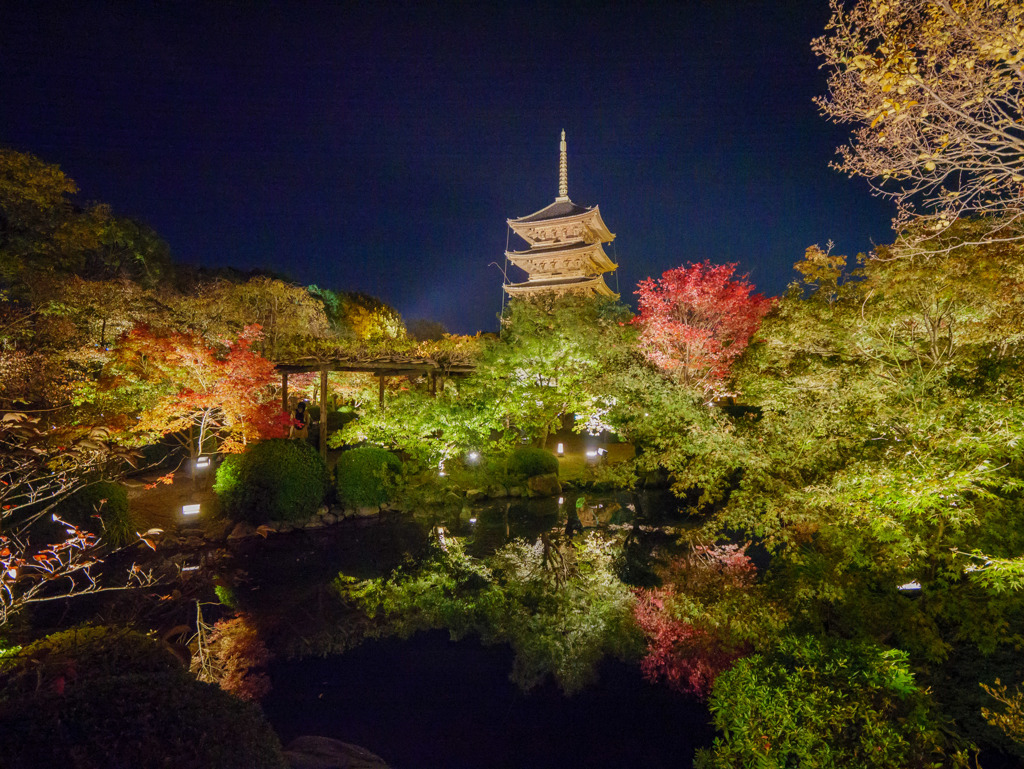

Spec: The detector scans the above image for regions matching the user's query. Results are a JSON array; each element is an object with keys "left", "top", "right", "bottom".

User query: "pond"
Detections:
[
  {"left": 240, "top": 489, "right": 714, "bottom": 768},
  {"left": 231, "top": 488, "right": 699, "bottom": 650},
  {"left": 263, "top": 630, "right": 714, "bottom": 769}
]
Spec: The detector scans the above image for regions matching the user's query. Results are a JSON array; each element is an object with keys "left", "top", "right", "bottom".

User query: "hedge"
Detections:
[
  {"left": 0, "top": 626, "right": 286, "bottom": 769},
  {"left": 335, "top": 446, "right": 403, "bottom": 508},
  {"left": 214, "top": 439, "right": 328, "bottom": 523},
  {"left": 507, "top": 447, "right": 559, "bottom": 479}
]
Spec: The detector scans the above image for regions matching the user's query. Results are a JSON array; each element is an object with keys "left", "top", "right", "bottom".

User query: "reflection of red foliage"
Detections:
[
  {"left": 633, "top": 586, "right": 744, "bottom": 698},
  {"left": 634, "top": 261, "right": 773, "bottom": 394},
  {"left": 205, "top": 614, "right": 272, "bottom": 702},
  {"left": 634, "top": 543, "right": 755, "bottom": 697}
]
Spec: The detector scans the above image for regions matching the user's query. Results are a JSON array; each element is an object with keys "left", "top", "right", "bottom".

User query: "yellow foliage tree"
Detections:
[{"left": 815, "top": 0, "right": 1024, "bottom": 251}]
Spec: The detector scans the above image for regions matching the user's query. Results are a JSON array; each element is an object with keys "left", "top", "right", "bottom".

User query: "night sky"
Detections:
[{"left": 1, "top": 2, "right": 894, "bottom": 334}]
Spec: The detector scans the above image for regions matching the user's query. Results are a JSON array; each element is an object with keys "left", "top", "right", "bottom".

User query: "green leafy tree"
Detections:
[
  {"left": 697, "top": 636, "right": 964, "bottom": 768},
  {"left": 335, "top": 296, "right": 633, "bottom": 467},
  {"left": 713, "top": 234, "right": 1024, "bottom": 673}
]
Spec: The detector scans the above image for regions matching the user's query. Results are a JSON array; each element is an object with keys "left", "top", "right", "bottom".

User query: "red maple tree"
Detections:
[
  {"left": 634, "top": 261, "right": 773, "bottom": 394},
  {"left": 111, "top": 324, "right": 287, "bottom": 461}
]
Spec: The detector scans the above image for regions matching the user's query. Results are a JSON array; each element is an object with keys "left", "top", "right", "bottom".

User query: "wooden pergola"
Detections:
[{"left": 275, "top": 355, "right": 476, "bottom": 458}]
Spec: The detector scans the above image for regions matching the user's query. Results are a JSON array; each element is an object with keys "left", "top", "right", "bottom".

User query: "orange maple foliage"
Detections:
[{"left": 114, "top": 324, "right": 287, "bottom": 455}]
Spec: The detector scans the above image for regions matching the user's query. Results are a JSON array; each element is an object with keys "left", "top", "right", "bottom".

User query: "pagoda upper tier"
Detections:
[{"left": 504, "top": 131, "right": 617, "bottom": 299}]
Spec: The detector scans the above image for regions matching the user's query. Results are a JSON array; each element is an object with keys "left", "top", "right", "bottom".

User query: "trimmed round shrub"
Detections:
[
  {"left": 507, "top": 447, "right": 559, "bottom": 479},
  {"left": 0, "top": 626, "right": 286, "bottom": 769},
  {"left": 60, "top": 480, "right": 135, "bottom": 546},
  {"left": 214, "top": 439, "right": 328, "bottom": 523},
  {"left": 335, "top": 446, "right": 403, "bottom": 508}
]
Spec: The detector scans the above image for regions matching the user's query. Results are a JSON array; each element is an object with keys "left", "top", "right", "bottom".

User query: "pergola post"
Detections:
[
  {"left": 429, "top": 371, "right": 437, "bottom": 397},
  {"left": 319, "top": 365, "right": 328, "bottom": 459},
  {"left": 281, "top": 372, "right": 289, "bottom": 414},
  {"left": 378, "top": 374, "right": 386, "bottom": 409}
]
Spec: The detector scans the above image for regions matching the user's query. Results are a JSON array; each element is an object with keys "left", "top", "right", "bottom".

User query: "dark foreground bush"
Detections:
[
  {"left": 335, "top": 446, "right": 403, "bottom": 508},
  {"left": 695, "top": 636, "right": 954, "bottom": 769},
  {"left": 0, "top": 626, "right": 287, "bottom": 769},
  {"left": 214, "top": 439, "right": 328, "bottom": 523},
  {"left": 60, "top": 480, "right": 135, "bottom": 546},
  {"left": 507, "top": 446, "right": 559, "bottom": 479}
]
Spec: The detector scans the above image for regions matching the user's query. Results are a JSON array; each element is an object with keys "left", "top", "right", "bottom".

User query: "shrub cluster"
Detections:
[
  {"left": 214, "top": 439, "right": 328, "bottom": 523},
  {"left": 0, "top": 626, "right": 286, "bottom": 769},
  {"left": 335, "top": 446, "right": 403, "bottom": 508},
  {"left": 60, "top": 480, "right": 135, "bottom": 546},
  {"left": 506, "top": 446, "right": 559, "bottom": 479},
  {"left": 696, "top": 636, "right": 950, "bottom": 769}
]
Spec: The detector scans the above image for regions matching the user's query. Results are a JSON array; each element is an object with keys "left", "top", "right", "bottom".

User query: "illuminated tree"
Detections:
[
  {"left": 815, "top": 0, "right": 1024, "bottom": 250},
  {"left": 308, "top": 286, "right": 406, "bottom": 342},
  {"left": 108, "top": 325, "right": 287, "bottom": 462},
  {"left": 0, "top": 149, "right": 104, "bottom": 285},
  {"left": 336, "top": 297, "right": 632, "bottom": 466},
  {"left": 634, "top": 261, "right": 772, "bottom": 396},
  {"left": 213, "top": 277, "right": 327, "bottom": 359}
]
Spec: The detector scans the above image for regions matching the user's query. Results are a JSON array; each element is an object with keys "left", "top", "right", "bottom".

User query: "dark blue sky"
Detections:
[{"left": 1, "top": 2, "right": 893, "bottom": 334}]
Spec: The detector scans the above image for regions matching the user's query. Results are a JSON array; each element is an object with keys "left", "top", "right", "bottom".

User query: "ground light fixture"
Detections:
[
  {"left": 182, "top": 503, "right": 201, "bottom": 517},
  {"left": 195, "top": 456, "right": 211, "bottom": 469},
  {"left": 467, "top": 451, "right": 480, "bottom": 464},
  {"left": 556, "top": 443, "right": 564, "bottom": 456}
]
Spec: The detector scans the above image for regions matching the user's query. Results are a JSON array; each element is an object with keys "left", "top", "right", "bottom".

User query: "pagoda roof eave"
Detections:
[
  {"left": 503, "top": 274, "right": 618, "bottom": 298},
  {"left": 507, "top": 205, "right": 615, "bottom": 245},
  {"left": 508, "top": 198, "right": 593, "bottom": 223}
]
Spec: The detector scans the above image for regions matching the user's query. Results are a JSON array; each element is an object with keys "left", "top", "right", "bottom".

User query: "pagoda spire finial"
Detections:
[{"left": 556, "top": 129, "right": 569, "bottom": 201}]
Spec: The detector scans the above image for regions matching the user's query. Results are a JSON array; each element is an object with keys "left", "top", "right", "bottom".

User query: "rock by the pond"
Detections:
[
  {"left": 508, "top": 486, "right": 526, "bottom": 497},
  {"left": 283, "top": 736, "right": 390, "bottom": 769},
  {"left": 322, "top": 512, "right": 337, "bottom": 525},
  {"left": 203, "top": 520, "right": 232, "bottom": 541},
  {"left": 486, "top": 484, "right": 508, "bottom": 498},
  {"left": 317, "top": 505, "right": 330, "bottom": 517},
  {"left": 356, "top": 506, "right": 380, "bottom": 518},
  {"left": 227, "top": 521, "right": 256, "bottom": 540},
  {"left": 466, "top": 488, "right": 487, "bottom": 503},
  {"left": 304, "top": 518, "right": 326, "bottom": 529},
  {"left": 527, "top": 473, "right": 561, "bottom": 497}
]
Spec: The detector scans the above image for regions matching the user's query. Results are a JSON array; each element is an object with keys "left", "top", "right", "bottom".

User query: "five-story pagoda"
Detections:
[{"left": 504, "top": 131, "right": 618, "bottom": 299}]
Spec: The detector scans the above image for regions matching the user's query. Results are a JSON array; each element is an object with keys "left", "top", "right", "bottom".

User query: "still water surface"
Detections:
[{"left": 248, "top": 490, "right": 713, "bottom": 768}]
